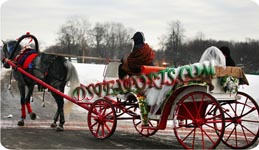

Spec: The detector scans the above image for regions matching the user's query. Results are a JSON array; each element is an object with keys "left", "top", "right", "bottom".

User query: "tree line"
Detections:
[{"left": 44, "top": 16, "right": 259, "bottom": 74}]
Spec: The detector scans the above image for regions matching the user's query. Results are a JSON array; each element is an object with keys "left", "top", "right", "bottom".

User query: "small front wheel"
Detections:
[
  {"left": 126, "top": 93, "right": 158, "bottom": 137},
  {"left": 133, "top": 118, "right": 158, "bottom": 137},
  {"left": 88, "top": 99, "right": 117, "bottom": 139}
]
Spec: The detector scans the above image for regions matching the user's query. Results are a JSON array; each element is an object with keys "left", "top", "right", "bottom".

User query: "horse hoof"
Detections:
[
  {"left": 30, "top": 112, "right": 37, "bottom": 120},
  {"left": 17, "top": 120, "right": 24, "bottom": 126},
  {"left": 50, "top": 123, "right": 57, "bottom": 128},
  {"left": 56, "top": 126, "right": 64, "bottom": 132}
]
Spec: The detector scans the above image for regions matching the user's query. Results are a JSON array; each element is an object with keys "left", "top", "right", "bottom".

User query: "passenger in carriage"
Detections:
[
  {"left": 118, "top": 31, "right": 155, "bottom": 79},
  {"left": 199, "top": 46, "right": 226, "bottom": 66},
  {"left": 219, "top": 46, "right": 236, "bottom": 66}
]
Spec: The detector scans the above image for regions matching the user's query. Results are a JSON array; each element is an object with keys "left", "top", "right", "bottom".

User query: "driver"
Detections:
[{"left": 118, "top": 32, "right": 155, "bottom": 79}]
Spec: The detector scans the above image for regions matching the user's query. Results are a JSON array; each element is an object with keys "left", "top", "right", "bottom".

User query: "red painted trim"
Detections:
[
  {"left": 23, "top": 53, "right": 38, "bottom": 69},
  {"left": 26, "top": 103, "right": 32, "bottom": 113},
  {"left": 158, "top": 85, "right": 206, "bottom": 130},
  {"left": 21, "top": 105, "right": 26, "bottom": 118}
]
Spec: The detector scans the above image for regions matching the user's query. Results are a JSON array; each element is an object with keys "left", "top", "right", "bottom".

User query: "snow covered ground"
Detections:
[
  {"left": 238, "top": 74, "right": 259, "bottom": 102},
  {"left": 73, "top": 63, "right": 106, "bottom": 85}
]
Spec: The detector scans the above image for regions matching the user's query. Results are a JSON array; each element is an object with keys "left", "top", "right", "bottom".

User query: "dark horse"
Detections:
[{"left": 1, "top": 34, "right": 80, "bottom": 131}]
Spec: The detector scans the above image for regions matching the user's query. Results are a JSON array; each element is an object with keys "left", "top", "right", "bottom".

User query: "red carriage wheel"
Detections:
[
  {"left": 218, "top": 92, "right": 259, "bottom": 149},
  {"left": 173, "top": 91, "right": 225, "bottom": 149},
  {"left": 126, "top": 93, "right": 158, "bottom": 137},
  {"left": 87, "top": 99, "right": 117, "bottom": 139},
  {"left": 133, "top": 118, "right": 158, "bottom": 137}
]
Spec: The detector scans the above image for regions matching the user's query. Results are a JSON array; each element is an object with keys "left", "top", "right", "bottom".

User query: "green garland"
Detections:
[
  {"left": 138, "top": 95, "right": 149, "bottom": 126},
  {"left": 220, "top": 76, "right": 239, "bottom": 94}
]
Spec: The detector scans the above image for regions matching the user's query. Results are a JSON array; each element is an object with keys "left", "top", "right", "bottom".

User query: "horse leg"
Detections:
[
  {"left": 57, "top": 104, "right": 65, "bottom": 131},
  {"left": 56, "top": 97, "right": 65, "bottom": 132},
  {"left": 50, "top": 110, "right": 59, "bottom": 128},
  {"left": 25, "top": 85, "right": 36, "bottom": 120},
  {"left": 17, "top": 82, "right": 26, "bottom": 126},
  {"left": 51, "top": 92, "right": 65, "bottom": 131},
  {"left": 13, "top": 71, "right": 28, "bottom": 126}
]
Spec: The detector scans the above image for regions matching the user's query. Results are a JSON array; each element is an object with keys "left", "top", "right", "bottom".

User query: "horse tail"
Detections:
[
  {"left": 64, "top": 61, "right": 80, "bottom": 118},
  {"left": 65, "top": 61, "right": 80, "bottom": 97}
]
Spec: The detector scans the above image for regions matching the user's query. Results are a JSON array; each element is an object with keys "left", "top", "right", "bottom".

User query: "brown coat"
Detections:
[{"left": 121, "top": 43, "right": 155, "bottom": 74}]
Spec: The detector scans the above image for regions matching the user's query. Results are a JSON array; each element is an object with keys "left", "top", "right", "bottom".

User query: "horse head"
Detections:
[
  {"left": 2, "top": 40, "right": 23, "bottom": 60},
  {"left": 2, "top": 40, "right": 20, "bottom": 68},
  {"left": 2, "top": 33, "right": 39, "bottom": 62}
]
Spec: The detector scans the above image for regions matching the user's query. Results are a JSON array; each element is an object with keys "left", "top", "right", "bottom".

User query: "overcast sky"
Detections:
[{"left": 1, "top": 0, "right": 259, "bottom": 49}]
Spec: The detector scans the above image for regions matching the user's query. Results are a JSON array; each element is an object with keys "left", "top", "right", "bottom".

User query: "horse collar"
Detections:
[{"left": 14, "top": 48, "right": 38, "bottom": 69}]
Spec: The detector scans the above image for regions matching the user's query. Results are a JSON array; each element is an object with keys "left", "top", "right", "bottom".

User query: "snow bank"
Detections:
[
  {"left": 239, "top": 74, "right": 259, "bottom": 102},
  {"left": 73, "top": 63, "right": 105, "bottom": 84}
]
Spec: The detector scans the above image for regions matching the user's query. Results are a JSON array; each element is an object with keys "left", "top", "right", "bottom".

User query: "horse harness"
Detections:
[
  {"left": 14, "top": 47, "right": 38, "bottom": 69},
  {"left": 13, "top": 47, "right": 59, "bottom": 85}
]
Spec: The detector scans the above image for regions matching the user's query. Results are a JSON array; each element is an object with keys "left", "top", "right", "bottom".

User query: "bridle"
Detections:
[
  {"left": 4, "top": 33, "right": 39, "bottom": 60},
  {"left": 9, "top": 33, "right": 39, "bottom": 60}
]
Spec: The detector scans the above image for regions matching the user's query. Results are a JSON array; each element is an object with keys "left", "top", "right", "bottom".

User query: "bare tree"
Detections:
[
  {"left": 90, "top": 22, "right": 106, "bottom": 57},
  {"left": 102, "top": 22, "right": 132, "bottom": 59},
  {"left": 74, "top": 16, "right": 91, "bottom": 63},
  {"left": 57, "top": 16, "right": 91, "bottom": 62},
  {"left": 163, "top": 20, "right": 185, "bottom": 66}
]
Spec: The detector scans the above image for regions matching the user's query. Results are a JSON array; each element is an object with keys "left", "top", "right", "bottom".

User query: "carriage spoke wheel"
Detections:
[
  {"left": 133, "top": 117, "right": 158, "bottom": 137},
  {"left": 219, "top": 91, "right": 259, "bottom": 149},
  {"left": 173, "top": 91, "right": 225, "bottom": 149},
  {"left": 126, "top": 94, "right": 158, "bottom": 137},
  {"left": 88, "top": 99, "right": 117, "bottom": 139}
]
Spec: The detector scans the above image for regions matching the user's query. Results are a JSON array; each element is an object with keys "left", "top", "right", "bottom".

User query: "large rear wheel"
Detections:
[
  {"left": 173, "top": 91, "right": 225, "bottom": 149},
  {"left": 219, "top": 92, "right": 259, "bottom": 149}
]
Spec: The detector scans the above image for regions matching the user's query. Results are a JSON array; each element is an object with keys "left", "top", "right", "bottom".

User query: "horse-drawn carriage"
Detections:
[
  {"left": 2, "top": 33, "right": 259, "bottom": 149},
  {"left": 98, "top": 60, "right": 259, "bottom": 149}
]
